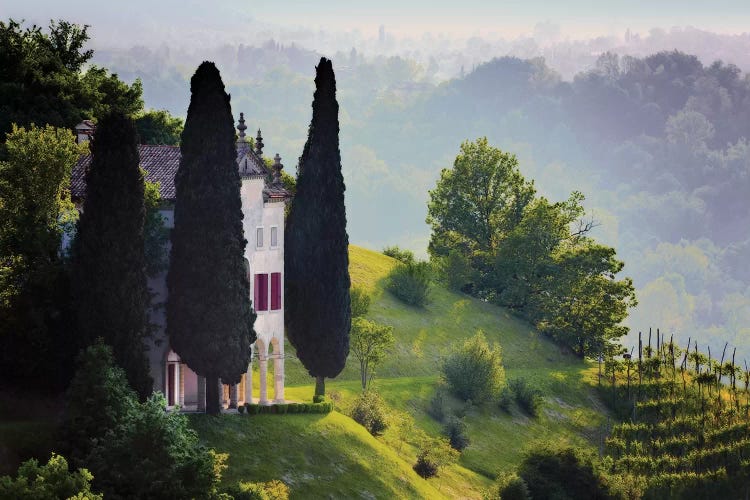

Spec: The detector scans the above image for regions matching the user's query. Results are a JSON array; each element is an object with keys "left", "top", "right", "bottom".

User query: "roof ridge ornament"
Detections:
[
  {"left": 272, "top": 153, "right": 283, "bottom": 185},
  {"left": 255, "top": 129, "right": 264, "bottom": 156}
]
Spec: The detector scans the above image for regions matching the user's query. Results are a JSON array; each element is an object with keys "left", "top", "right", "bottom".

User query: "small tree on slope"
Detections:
[
  {"left": 285, "top": 57, "right": 351, "bottom": 398},
  {"left": 70, "top": 112, "right": 152, "bottom": 399},
  {"left": 167, "top": 61, "right": 255, "bottom": 415}
]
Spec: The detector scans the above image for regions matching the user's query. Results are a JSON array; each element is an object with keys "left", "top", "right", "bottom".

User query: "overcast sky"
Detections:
[{"left": 7, "top": 0, "right": 750, "bottom": 47}]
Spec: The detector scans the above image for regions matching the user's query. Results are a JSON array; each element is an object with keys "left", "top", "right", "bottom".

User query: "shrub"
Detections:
[
  {"left": 442, "top": 332, "right": 505, "bottom": 403},
  {"left": 313, "top": 394, "right": 326, "bottom": 404},
  {"left": 413, "top": 437, "right": 459, "bottom": 479},
  {"left": 63, "top": 343, "right": 225, "bottom": 499},
  {"left": 350, "top": 286, "right": 372, "bottom": 318},
  {"left": 227, "top": 479, "right": 290, "bottom": 500},
  {"left": 427, "top": 389, "right": 447, "bottom": 422},
  {"left": 489, "top": 472, "right": 531, "bottom": 500},
  {"left": 0, "top": 453, "right": 103, "bottom": 499},
  {"left": 508, "top": 378, "right": 542, "bottom": 417},
  {"left": 498, "top": 386, "right": 514, "bottom": 412},
  {"left": 383, "top": 245, "right": 415, "bottom": 264},
  {"left": 238, "top": 404, "right": 245, "bottom": 414},
  {"left": 517, "top": 441, "right": 608, "bottom": 500},
  {"left": 443, "top": 416, "right": 470, "bottom": 451},
  {"left": 350, "top": 391, "right": 389, "bottom": 436},
  {"left": 386, "top": 260, "right": 431, "bottom": 307}
]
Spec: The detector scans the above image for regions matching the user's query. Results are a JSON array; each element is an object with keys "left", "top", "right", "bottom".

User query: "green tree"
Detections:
[
  {"left": 167, "top": 61, "right": 255, "bottom": 414},
  {"left": 427, "top": 137, "right": 535, "bottom": 260},
  {"left": 63, "top": 341, "right": 226, "bottom": 499},
  {"left": 285, "top": 57, "right": 351, "bottom": 399},
  {"left": 70, "top": 112, "right": 152, "bottom": 399},
  {"left": 350, "top": 317, "right": 395, "bottom": 389},
  {"left": 442, "top": 331, "right": 505, "bottom": 403},
  {"left": 0, "top": 19, "right": 143, "bottom": 145},
  {"left": 0, "top": 453, "right": 102, "bottom": 500},
  {"left": 142, "top": 173, "right": 169, "bottom": 276},
  {"left": 534, "top": 243, "right": 637, "bottom": 358},
  {"left": 0, "top": 124, "right": 81, "bottom": 388},
  {"left": 350, "top": 285, "right": 371, "bottom": 318},
  {"left": 135, "top": 109, "right": 184, "bottom": 145}
]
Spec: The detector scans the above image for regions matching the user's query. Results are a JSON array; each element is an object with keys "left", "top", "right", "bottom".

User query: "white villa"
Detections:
[{"left": 71, "top": 114, "right": 292, "bottom": 411}]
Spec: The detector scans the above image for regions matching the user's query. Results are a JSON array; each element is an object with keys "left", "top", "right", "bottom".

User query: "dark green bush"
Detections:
[
  {"left": 413, "top": 437, "right": 459, "bottom": 479},
  {"left": 508, "top": 378, "right": 542, "bottom": 417},
  {"left": 313, "top": 394, "right": 326, "bottom": 404},
  {"left": 498, "top": 386, "right": 514, "bottom": 412},
  {"left": 443, "top": 416, "right": 470, "bottom": 451},
  {"left": 350, "top": 391, "right": 389, "bottom": 436},
  {"left": 427, "top": 389, "right": 447, "bottom": 422},
  {"left": 518, "top": 441, "right": 608, "bottom": 500},
  {"left": 238, "top": 404, "right": 245, "bottom": 414},
  {"left": 386, "top": 260, "right": 432, "bottom": 307},
  {"left": 489, "top": 472, "right": 531, "bottom": 500},
  {"left": 442, "top": 332, "right": 505, "bottom": 403},
  {"left": 382, "top": 245, "right": 415, "bottom": 264}
]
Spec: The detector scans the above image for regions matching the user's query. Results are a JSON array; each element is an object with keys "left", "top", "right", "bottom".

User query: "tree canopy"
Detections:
[
  {"left": 167, "top": 61, "right": 255, "bottom": 414},
  {"left": 0, "top": 19, "right": 143, "bottom": 147},
  {"left": 285, "top": 57, "right": 351, "bottom": 398},
  {"left": 428, "top": 138, "right": 636, "bottom": 357}
]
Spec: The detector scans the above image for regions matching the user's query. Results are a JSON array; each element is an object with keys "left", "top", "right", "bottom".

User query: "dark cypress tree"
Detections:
[
  {"left": 167, "top": 62, "right": 255, "bottom": 415},
  {"left": 71, "top": 112, "right": 152, "bottom": 399},
  {"left": 286, "top": 57, "right": 351, "bottom": 398}
]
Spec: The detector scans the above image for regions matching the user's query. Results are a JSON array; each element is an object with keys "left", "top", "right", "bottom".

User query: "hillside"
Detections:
[{"left": 240, "top": 245, "right": 609, "bottom": 498}]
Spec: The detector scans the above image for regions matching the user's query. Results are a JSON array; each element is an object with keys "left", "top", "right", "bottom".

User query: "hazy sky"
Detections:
[{"left": 7, "top": 0, "right": 750, "bottom": 47}]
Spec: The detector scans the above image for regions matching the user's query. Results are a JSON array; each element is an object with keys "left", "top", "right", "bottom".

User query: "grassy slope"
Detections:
[
  {"left": 280, "top": 246, "right": 609, "bottom": 497},
  {"left": 191, "top": 412, "right": 447, "bottom": 500}
]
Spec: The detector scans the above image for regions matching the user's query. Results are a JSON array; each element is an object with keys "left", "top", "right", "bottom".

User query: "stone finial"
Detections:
[
  {"left": 273, "top": 153, "right": 283, "bottom": 184},
  {"left": 255, "top": 129, "right": 264, "bottom": 156},
  {"left": 237, "top": 112, "right": 247, "bottom": 140}
]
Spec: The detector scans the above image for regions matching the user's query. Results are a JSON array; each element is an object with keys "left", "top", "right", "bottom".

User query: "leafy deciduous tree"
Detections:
[{"left": 350, "top": 317, "right": 395, "bottom": 389}]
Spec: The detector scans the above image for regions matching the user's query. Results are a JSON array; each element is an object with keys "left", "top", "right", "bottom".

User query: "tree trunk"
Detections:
[
  {"left": 360, "top": 361, "right": 367, "bottom": 390},
  {"left": 206, "top": 374, "right": 221, "bottom": 415},
  {"left": 315, "top": 376, "right": 325, "bottom": 398}
]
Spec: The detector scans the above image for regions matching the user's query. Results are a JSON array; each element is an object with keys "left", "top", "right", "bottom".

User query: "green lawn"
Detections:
[
  {"left": 190, "top": 412, "right": 447, "bottom": 499},
  {"left": 278, "top": 246, "right": 609, "bottom": 496}
]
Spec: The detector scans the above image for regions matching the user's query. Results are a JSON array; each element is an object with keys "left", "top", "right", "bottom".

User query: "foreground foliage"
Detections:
[
  {"left": 0, "top": 453, "right": 102, "bottom": 500},
  {"left": 64, "top": 342, "right": 226, "bottom": 499}
]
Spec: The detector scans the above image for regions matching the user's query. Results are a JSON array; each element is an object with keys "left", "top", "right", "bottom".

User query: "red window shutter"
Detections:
[
  {"left": 254, "top": 274, "right": 269, "bottom": 311},
  {"left": 271, "top": 272, "right": 281, "bottom": 310}
]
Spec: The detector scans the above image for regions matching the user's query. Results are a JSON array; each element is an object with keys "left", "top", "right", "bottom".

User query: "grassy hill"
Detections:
[{"left": 229, "top": 245, "right": 609, "bottom": 498}]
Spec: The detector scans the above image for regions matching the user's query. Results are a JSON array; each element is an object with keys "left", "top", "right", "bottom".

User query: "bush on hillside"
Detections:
[
  {"left": 226, "top": 479, "right": 289, "bottom": 500},
  {"left": 350, "top": 285, "right": 372, "bottom": 318},
  {"left": 498, "top": 386, "right": 514, "bottom": 412},
  {"left": 386, "top": 260, "right": 432, "bottom": 307},
  {"left": 413, "top": 437, "right": 459, "bottom": 479},
  {"left": 350, "top": 391, "right": 389, "bottom": 436},
  {"left": 427, "top": 389, "right": 448, "bottom": 422},
  {"left": 508, "top": 378, "right": 543, "bottom": 417},
  {"left": 382, "top": 245, "right": 415, "bottom": 264},
  {"left": 443, "top": 416, "right": 470, "bottom": 451},
  {"left": 442, "top": 332, "right": 505, "bottom": 403},
  {"left": 0, "top": 453, "right": 102, "bottom": 499},
  {"left": 488, "top": 472, "right": 531, "bottom": 500},
  {"left": 517, "top": 441, "right": 608, "bottom": 500}
]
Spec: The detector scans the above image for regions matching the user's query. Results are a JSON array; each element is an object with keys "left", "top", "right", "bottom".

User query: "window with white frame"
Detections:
[
  {"left": 270, "top": 226, "right": 278, "bottom": 248},
  {"left": 256, "top": 227, "right": 263, "bottom": 248}
]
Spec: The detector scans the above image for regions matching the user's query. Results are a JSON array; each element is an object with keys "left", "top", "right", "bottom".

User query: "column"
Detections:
[
  {"left": 244, "top": 362, "right": 253, "bottom": 405},
  {"left": 173, "top": 363, "right": 180, "bottom": 408},
  {"left": 259, "top": 353, "right": 269, "bottom": 405},
  {"left": 179, "top": 363, "right": 185, "bottom": 407},
  {"left": 274, "top": 354, "right": 285, "bottom": 403},
  {"left": 197, "top": 376, "right": 206, "bottom": 412},
  {"left": 229, "top": 384, "right": 239, "bottom": 409}
]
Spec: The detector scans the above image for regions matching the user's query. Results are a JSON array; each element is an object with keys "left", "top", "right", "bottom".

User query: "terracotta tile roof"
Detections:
[{"left": 72, "top": 145, "right": 291, "bottom": 202}]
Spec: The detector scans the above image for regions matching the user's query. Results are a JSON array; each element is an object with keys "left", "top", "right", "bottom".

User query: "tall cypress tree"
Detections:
[
  {"left": 286, "top": 57, "right": 351, "bottom": 398},
  {"left": 167, "top": 61, "right": 255, "bottom": 415},
  {"left": 71, "top": 112, "right": 152, "bottom": 400}
]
